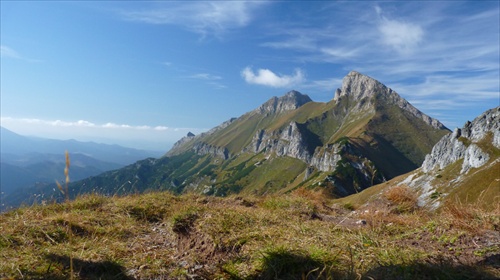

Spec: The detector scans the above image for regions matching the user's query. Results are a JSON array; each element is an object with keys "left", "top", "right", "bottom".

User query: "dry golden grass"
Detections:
[
  {"left": 1, "top": 188, "right": 499, "bottom": 279},
  {"left": 383, "top": 185, "right": 419, "bottom": 214}
]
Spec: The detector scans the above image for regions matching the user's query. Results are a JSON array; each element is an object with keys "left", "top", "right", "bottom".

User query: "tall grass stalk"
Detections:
[{"left": 56, "top": 151, "right": 73, "bottom": 280}]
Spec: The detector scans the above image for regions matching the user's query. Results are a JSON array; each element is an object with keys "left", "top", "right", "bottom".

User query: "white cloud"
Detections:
[
  {"left": 241, "top": 67, "right": 305, "bottom": 88},
  {"left": 122, "top": 2, "right": 266, "bottom": 37},
  {"left": 378, "top": 17, "right": 424, "bottom": 54}
]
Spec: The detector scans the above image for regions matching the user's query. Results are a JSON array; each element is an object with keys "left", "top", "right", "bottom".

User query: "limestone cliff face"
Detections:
[
  {"left": 422, "top": 106, "right": 499, "bottom": 174},
  {"left": 193, "top": 142, "right": 230, "bottom": 160},
  {"left": 251, "top": 122, "right": 313, "bottom": 163},
  {"left": 249, "top": 123, "right": 341, "bottom": 172},
  {"left": 310, "top": 144, "right": 343, "bottom": 172}
]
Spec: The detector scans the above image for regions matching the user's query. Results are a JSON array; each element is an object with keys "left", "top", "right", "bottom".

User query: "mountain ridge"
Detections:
[{"left": 4, "top": 71, "right": 452, "bottom": 208}]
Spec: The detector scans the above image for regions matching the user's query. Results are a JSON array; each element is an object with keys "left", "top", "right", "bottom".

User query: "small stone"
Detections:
[{"left": 356, "top": 219, "right": 367, "bottom": 225}]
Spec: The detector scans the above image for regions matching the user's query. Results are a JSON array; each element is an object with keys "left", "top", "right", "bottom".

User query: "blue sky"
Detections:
[{"left": 1, "top": 1, "right": 499, "bottom": 151}]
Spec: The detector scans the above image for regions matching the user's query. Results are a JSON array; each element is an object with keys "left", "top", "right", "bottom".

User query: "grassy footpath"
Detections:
[{"left": 1, "top": 187, "right": 499, "bottom": 279}]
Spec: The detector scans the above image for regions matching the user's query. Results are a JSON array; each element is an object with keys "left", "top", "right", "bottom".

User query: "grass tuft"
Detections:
[{"left": 383, "top": 185, "right": 418, "bottom": 214}]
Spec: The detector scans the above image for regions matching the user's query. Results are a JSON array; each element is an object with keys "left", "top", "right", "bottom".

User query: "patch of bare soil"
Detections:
[{"left": 175, "top": 222, "right": 246, "bottom": 279}]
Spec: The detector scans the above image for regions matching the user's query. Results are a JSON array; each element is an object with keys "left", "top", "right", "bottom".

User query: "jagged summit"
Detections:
[
  {"left": 257, "top": 90, "right": 312, "bottom": 114},
  {"left": 334, "top": 71, "right": 386, "bottom": 101},
  {"left": 334, "top": 71, "right": 446, "bottom": 130}
]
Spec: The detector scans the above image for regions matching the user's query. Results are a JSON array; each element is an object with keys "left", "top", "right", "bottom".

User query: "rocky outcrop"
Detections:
[
  {"left": 193, "top": 142, "right": 230, "bottom": 160},
  {"left": 256, "top": 90, "right": 312, "bottom": 115},
  {"left": 400, "top": 106, "right": 500, "bottom": 210},
  {"left": 310, "top": 144, "right": 343, "bottom": 172},
  {"left": 334, "top": 71, "right": 446, "bottom": 130},
  {"left": 422, "top": 106, "right": 499, "bottom": 174},
  {"left": 249, "top": 124, "right": 375, "bottom": 175},
  {"left": 250, "top": 122, "right": 314, "bottom": 163}
]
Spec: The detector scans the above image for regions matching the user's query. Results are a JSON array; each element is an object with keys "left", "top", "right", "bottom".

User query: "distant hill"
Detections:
[
  {"left": 1, "top": 127, "right": 162, "bottom": 166},
  {"left": 0, "top": 127, "right": 163, "bottom": 210},
  {"left": 5, "top": 71, "right": 452, "bottom": 209}
]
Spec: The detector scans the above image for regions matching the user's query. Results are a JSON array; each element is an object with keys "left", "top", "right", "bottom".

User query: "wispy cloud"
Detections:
[
  {"left": 1, "top": 45, "right": 21, "bottom": 59},
  {"left": 1, "top": 117, "right": 208, "bottom": 150},
  {"left": 1, "top": 117, "right": 169, "bottom": 131},
  {"left": 121, "top": 1, "right": 267, "bottom": 38},
  {"left": 189, "top": 73, "right": 222, "bottom": 81},
  {"left": 241, "top": 67, "right": 305, "bottom": 88},
  {"left": 377, "top": 13, "right": 424, "bottom": 54},
  {"left": 320, "top": 47, "right": 361, "bottom": 60},
  {"left": 391, "top": 72, "right": 499, "bottom": 102},
  {"left": 301, "top": 77, "right": 343, "bottom": 93},
  {"left": 187, "top": 73, "right": 226, "bottom": 89},
  {"left": 261, "top": 35, "right": 318, "bottom": 52},
  {"left": 1, "top": 45, "right": 41, "bottom": 62}
]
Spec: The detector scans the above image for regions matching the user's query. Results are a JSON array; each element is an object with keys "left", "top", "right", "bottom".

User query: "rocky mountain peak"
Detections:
[
  {"left": 257, "top": 90, "right": 312, "bottom": 115},
  {"left": 333, "top": 71, "right": 385, "bottom": 102},
  {"left": 334, "top": 71, "right": 446, "bottom": 130}
]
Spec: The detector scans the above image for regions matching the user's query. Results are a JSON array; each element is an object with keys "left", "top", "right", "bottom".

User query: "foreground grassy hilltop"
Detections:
[{"left": 1, "top": 189, "right": 499, "bottom": 279}]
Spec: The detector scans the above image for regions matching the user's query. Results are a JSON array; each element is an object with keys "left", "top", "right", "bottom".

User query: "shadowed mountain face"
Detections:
[{"left": 8, "top": 71, "right": 450, "bottom": 208}]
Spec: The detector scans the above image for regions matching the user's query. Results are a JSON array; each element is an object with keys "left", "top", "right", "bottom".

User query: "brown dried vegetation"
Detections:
[{"left": 0, "top": 187, "right": 499, "bottom": 279}]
